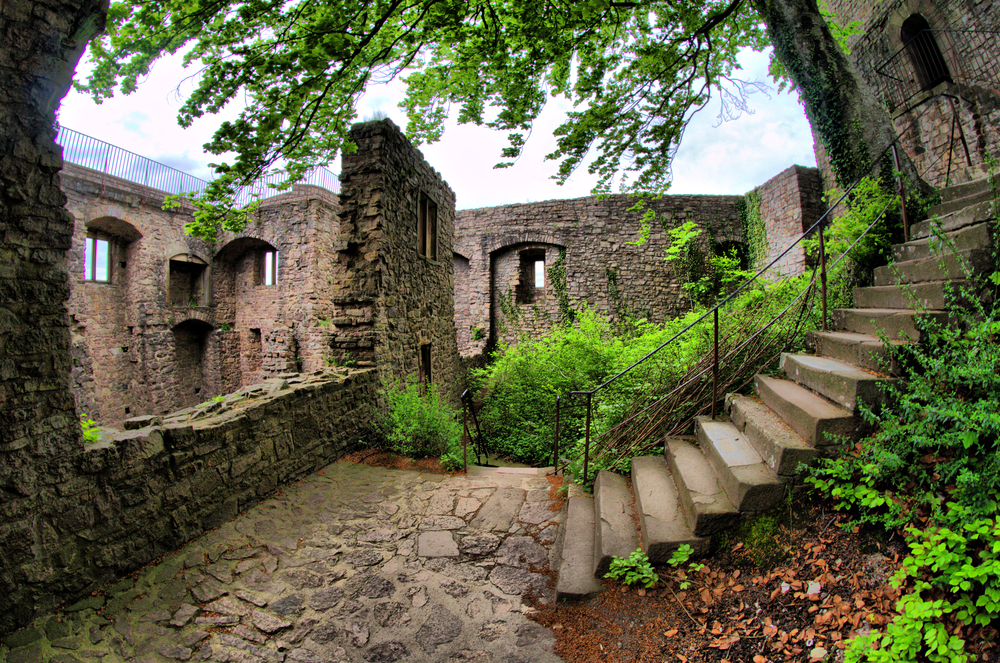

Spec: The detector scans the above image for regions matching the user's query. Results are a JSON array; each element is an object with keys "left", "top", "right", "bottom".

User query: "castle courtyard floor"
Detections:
[{"left": 1, "top": 461, "right": 565, "bottom": 663}]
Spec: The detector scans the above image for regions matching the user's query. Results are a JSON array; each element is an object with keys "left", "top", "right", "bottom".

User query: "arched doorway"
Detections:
[{"left": 901, "top": 14, "right": 950, "bottom": 92}]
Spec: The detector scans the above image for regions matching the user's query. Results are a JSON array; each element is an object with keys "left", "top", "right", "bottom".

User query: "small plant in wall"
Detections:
[
  {"left": 80, "top": 413, "right": 100, "bottom": 444},
  {"left": 470, "top": 326, "right": 486, "bottom": 341},
  {"left": 605, "top": 547, "right": 658, "bottom": 589}
]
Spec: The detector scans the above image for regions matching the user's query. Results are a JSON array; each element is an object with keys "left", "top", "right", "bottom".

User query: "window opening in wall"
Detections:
[
  {"left": 84, "top": 236, "right": 110, "bottom": 282},
  {"left": 419, "top": 343, "right": 432, "bottom": 389},
  {"left": 247, "top": 328, "right": 262, "bottom": 373},
  {"left": 261, "top": 250, "right": 279, "bottom": 285},
  {"left": 168, "top": 254, "right": 208, "bottom": 306},
  {"left": 516, "top": 248, "right": 546, "bottom": 304},
  {"left": 901, "top": 15, "right": 950, "bottom": 91},
  {"left": 417, "top": 193, "right": 438, "bottom": 260}
]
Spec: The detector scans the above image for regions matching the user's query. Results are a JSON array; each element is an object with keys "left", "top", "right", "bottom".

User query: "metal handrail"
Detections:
[
  {"left": 553, "top": 138, "right": 912, "bottom": 484},
  {"left": 461, "top": 388, "right": 488, "bottom": 471},
  {"left": 55, "top": 125, "right": 340, "bottom": 204}
]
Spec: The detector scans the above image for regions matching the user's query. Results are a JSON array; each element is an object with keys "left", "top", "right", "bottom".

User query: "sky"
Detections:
[{"left": 58, "top": 48, "right": 817, "bottom": 211}]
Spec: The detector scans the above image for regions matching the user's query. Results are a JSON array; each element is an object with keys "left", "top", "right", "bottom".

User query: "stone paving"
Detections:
[{"left": 1, "top": 462, "right": 566, "bottom": 663}]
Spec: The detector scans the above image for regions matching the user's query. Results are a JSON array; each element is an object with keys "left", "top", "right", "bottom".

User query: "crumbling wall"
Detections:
[
  {"left": 753, "top": 165, "right": 826, "bottom": 276},
  {"left": 0, "top": 368, "right": 377, "bottom": 635},
  {"left": 453, "top": 195, "right": 746, "bottom": 356},
  {"left": 338, "top": 120, "right": 462, "bottom": 392},
  {"left": 820, "top": 0, "right": 1000, "bottom": 187}
]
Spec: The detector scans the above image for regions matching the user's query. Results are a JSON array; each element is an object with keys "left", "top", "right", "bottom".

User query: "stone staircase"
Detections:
[{"left": 555, "top": 175, "right": 997, "bottom": 599}]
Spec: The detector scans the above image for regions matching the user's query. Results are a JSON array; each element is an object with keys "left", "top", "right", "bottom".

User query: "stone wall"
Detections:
[
  {"left": 63, "top": 165, "right": 350, "bottom": 425},
  {"left": 753, "top": 165, "right": 826, "bottom": 277},
  {"left": 452, "top": 166, "right": 825, "bottom": 357},
  {"left": 0, "top": 368, "right": 378, "bottom": 634},
  {"left": 338, "top": 120, "right": 461, "bottom": 393},
  {"left": 820, "top": 0, "right": 1000, "bottom": 187}
]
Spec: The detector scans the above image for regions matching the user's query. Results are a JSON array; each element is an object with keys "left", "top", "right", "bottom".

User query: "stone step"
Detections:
[
  {"left": 555, "top": 495, "right": 605, "bottom": 599},
  {"left": 630, "top": 456, "right": 708, "bottom": 563},
  {"left": 467, "top": 465, "right": 555, "bottom": 477},
  {"left": 694, "top": 416, "right": 785, "bottom": 514},
  {"left": 926, "top": 185, "right": 992, "bottom": 217},
  {"left": 831, "top": 307, "right": 950, "bottom": 341},
  {"left": 912, "top": 200, "right": 992, "bottom": 240},
  {"left": 873, "top": 248, "right": 992, "bottom": 286},
  {"left": 853, "top": 280, "right": 980, "bottom": 310},
  {"left": 725, "top": 393, "right": 818, "bottom": 477},
  {"left": 779, "top": 353, "right": 893, "bottom": 413},
  {"left": 938, "top": 176, "right": 992, "bottom": 204},
  {"left": 805, "top": 330, "right": 906, "bottom": 375},
  {"left": 664, "top": 436, "right": 739, "bottom": 536},
  {"left": 592, "top": 470, "right": 640, "bottom": 577},
  {"left": 754, "top": 374, "right": 864, "bottom": 448},
  {"left": 892, "top": 221, "right": 993, "bottom": 262}
]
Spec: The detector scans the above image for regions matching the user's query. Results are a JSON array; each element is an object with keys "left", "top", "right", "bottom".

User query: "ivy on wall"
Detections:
[
  {"left": 739, "top": 189, "right": 767, "bottom": 270},
  {"left": 547, "top": 249, "right": 575, "bottom": 325}
]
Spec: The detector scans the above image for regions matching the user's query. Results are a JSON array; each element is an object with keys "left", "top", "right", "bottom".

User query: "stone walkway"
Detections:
[{"left": 1, "top": 462, "right": 566, "bottom": 663}]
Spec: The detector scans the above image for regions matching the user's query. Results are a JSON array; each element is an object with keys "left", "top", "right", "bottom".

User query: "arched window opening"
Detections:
[
  {"left": 84, "top": 236, "right": 111, "bottom": 282},
  {"left": 901, "top": 14, "right": 951, "bottom": 91}
]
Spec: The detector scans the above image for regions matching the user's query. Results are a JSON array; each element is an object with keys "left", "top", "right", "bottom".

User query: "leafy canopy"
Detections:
[{"left": 81, "top": 0, "right": 771, "bottom": 237}]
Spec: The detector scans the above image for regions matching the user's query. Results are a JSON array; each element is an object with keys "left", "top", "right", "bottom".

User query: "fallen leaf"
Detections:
[
  {"left": 664, "top": 629, "right": 678, "bottom": 638},
  {"left": 732, "top": 584, "right": 745, "bottom": 593},
  {"left": 753, "top": 656, "right": 767, "bottom": 663}
]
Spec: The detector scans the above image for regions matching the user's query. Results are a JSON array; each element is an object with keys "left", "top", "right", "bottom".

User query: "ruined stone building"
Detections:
[
  {"left": 65, "top": 120, "right": 461, "bottom": 425},
  {"left": 820, "top": 0, "right": 1000, "bottom": 187}
]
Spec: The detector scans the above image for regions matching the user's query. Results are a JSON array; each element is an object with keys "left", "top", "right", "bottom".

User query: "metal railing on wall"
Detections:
[
  {"left": 552, "top": 140, "right": 912, "bottom": 485},
  {"left": 55, "top": 125, "right": 340, "bottom": 204}
]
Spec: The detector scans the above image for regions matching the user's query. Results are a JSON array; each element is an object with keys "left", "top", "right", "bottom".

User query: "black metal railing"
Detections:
[
  {"left": 55, "top": 125, "right": 340, "bottom": 205},
  {"left": 873, "top": 30, "right": 1000, "bottom": 114},
  {"left": 461, "top": 389, "right": 488, "bottom": 470},
  {"left": 552, "top": 141, "right": 912, "bottom": 484}
]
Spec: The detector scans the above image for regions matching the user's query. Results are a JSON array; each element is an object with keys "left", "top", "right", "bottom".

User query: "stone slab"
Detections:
[
  {"left": 695, "top": 417, "right": 784, "bottom": 513},
  {"left": 555, "top": 496, "right": 604, "bottom": 599},
  {"left": 725, "top": 393, "right": 818, "bottom": 477},
  {"left": 592, "top": 470, "right": 640, "bottom": 577},
  {"left": 755, "top": 374, "right": 864, "bottom": 448},
  {"left": 664, "top": 437, "right": 739, "bottom": 537},
  {"left": 630, "top": 456, "right": 707, "bottom": 562}
]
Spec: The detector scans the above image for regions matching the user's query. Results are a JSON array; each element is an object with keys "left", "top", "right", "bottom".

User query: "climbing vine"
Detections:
[
  {"left": 605, "top": 266, "right": 643, "bottom": 335},
  {"left": 738, "top": 189, "right": 767, "bottom": 270},
  {"left": 547, "top": 249, "right": 575, "bottom": 325}
]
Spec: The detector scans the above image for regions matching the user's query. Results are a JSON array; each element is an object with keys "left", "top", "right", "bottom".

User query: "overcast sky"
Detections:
[{"left": 58, "top": 48, "right": 817, "bottom": 211}]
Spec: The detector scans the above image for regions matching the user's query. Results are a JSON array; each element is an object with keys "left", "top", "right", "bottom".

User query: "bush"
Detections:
[{"left": 374, "top": 378, "right": 462, "bottom": 461}]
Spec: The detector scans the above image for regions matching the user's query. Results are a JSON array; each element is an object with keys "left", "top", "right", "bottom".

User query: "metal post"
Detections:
[
  {"left": 712, "top": 308, "right": 719, "bottom": 419},
  {"left": 892, "top": 144, "right": 911, "bottom": 243},
  {"left": 553, "top": 395, "right": 561, "bottom": 469},
  {"left": 819, "top": 220, "right": 828, "bottom": 332},
  {"left": 583, "top": 394, "right": 592, "bottom": 485}
]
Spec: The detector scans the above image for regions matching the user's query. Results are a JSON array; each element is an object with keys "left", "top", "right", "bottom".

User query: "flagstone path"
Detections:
[{"left": 1, "top": 461, "right": 566, "bottom": 663}]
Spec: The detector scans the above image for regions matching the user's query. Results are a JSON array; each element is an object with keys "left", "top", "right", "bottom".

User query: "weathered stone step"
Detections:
[
  {"left": 853, "top": 280, "right": 980, "bottom": 310},
  {"left": 725, "top": 393, "right": 818, "bottom": 477},
  {"left": 779, "top": 353, "right": 893, "bottom": 413},
  {"left": 892, "top": 221, "right": 993, "bottom": 262},
  {"left": 630, "top": 456, "right": 707, "bottom": 563},
  {"left": 694, "top": 417, "right": 785, "bottom": 514},
  {"left": 926, "top": 185, "right": 992, "bottom": 217},
  {"left": 754, "top": 374, "right": 864, "bottom": 448},
  {"left": 664, "top": 436, "right": 739, "bottom": 536},
  {"left": 912, "top": 200, "right": 992, "bottom": 240},
  {"left": 805, "top": 330, "right": 906, "bottom": 375},
  {"left": 592, "top": 470, "right": 640, "bottom": 577},
  {"left": 938, "top": 176, "right": 992, "bottom": 205},
  {"left": 467, "top": 465, "right": 554, "bottom": 477},
  {"left": 873, "top": 248, "right": 992, "bottom": 286},
  {"left": 831, "top": 307, "right": 950, "bottom": 341},
  {"left": 555, "top": 495, "right": 605, "bottom": 599}
]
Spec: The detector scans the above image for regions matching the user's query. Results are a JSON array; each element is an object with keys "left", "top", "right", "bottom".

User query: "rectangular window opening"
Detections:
[
  {"left": 261, "top": 250, "right": 279, "bottom": 286},
  {"left": 84, "top": 237, "right": 111, "bottom": 282},
  {"left": 517, "top": 248, "right": 546, "bottom": 304},
  {"left": 419, "top": 344, "right": 432, "bottom": 388},
  {"left": 417, "top": 193, "right": 438, "bottom": 260}
]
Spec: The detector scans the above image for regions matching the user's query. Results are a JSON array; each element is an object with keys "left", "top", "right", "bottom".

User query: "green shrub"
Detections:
[
  {"left": 605, "top": 547, "right": 658, "bottom": 588},
  {"left": 374, "top": 378, "right": 462, "bottom": 460},
  {"left": 846, "top": 515, "right": 1000, "bottom": 663},
  {"left": 80, "top": 413, "right": 100, "bottom": 444}
]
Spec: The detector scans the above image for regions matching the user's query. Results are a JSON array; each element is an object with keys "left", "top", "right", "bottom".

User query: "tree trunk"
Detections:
[{"left": 753, "top": 0, "right": 931, "bottom": 194}]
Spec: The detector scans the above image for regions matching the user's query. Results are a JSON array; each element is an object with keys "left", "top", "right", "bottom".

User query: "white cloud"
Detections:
[{"left": 58, "top": 45, "right": 817, "bottom": 208}]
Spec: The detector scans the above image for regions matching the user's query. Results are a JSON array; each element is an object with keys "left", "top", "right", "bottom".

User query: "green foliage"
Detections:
[
  {"left": 666, "top": 544, "right": 704, "bottom": 589},
  {"left": 548, "top": 249, "right": 574, "bottom": 326},
  {"left": 739, "top": 189, "right": 767, "bottom": 270},
  {"left": 374, "top": 378, "right": 462, "bottom": 460},
  {"left": 470, "top": 326, "right": 486, "bottom": 341},
  {"left": 605, "top": 548, "right": 658, "bottom": 588},
  {"left": 805, "top": 310, "right": 1000, "bottom": 532},
  {"left": 80, "top": 413, "right": 100, "bottom": 444},
  {"left": 806, "top": 176, "right": 902, "bottom": 288},
  {"left": 846, "top": 517, "right": 1000, "bottom": 663}
]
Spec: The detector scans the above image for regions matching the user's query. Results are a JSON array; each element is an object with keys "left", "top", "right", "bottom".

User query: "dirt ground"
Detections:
[{"left": 528, "top": 500, "right": 999, "bottom": 663}]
